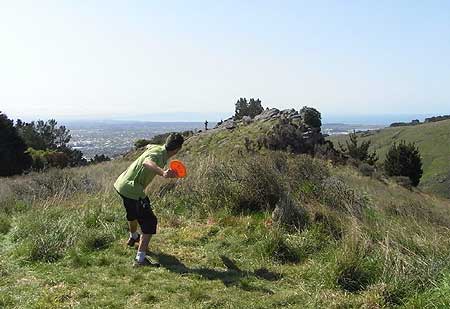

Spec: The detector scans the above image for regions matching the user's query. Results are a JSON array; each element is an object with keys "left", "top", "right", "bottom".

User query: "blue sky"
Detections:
[{"left": 1, "top": 1, "right": 450, "bottom": 121}]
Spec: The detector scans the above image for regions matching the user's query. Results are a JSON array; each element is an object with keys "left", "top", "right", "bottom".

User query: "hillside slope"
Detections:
[
  {"left": 328, "top": 119, "right": 450, "bottom": 198},
  {"left": 2, "top": 117, "right": 450, "bottom": 308}
]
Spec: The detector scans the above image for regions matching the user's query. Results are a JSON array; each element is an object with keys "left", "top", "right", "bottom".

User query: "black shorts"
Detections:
[{"left": 117, "top": 192, "right": 158, "bottom": 234}]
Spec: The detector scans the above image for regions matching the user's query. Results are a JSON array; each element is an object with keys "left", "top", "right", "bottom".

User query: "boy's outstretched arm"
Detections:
[{"left": 143, "top": 160, "right": 177, "bottom": 178}]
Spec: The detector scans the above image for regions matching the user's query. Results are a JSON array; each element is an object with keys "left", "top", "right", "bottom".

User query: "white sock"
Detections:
[
  {"left": 136, "top": 251, "right": 146, "bottom": 263},
  {"left": 130, "top": 232, "right": 139, "bottom": 240}
]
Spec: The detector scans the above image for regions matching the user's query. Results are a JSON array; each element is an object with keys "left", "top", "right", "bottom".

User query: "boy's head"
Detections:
[{"left": 165, "top": 133, "right": 184, "bottom": 156}]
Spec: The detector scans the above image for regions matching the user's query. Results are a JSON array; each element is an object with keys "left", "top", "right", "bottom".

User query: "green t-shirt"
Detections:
[{"left": 114, "top": 144, "right": 168, "bottom": 200}]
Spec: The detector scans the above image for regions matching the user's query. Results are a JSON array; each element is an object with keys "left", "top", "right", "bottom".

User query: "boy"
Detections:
[{"left": 114, "top": 133, "right": 184, "bottom": 266}]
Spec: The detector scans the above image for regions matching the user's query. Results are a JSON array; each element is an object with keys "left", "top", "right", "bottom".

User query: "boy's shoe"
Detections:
[
  {"left": 127, "top": 234, "right": 140, "bottom": 247},
  {"left": 133, "top": 257, "right": 161, "bottom": 268}
]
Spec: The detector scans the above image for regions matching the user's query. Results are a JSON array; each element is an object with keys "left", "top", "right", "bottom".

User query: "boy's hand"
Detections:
[{"left": 163, "top": 169, "right": 177, "bottom": 178}]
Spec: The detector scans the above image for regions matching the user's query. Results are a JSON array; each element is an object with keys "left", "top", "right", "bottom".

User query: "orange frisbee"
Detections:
[{"left": 169, "top": 160, "right": 187, "bottom": 178}]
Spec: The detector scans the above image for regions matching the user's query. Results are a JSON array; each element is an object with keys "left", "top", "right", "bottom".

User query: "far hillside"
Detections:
[{"left": 328, "top": 119, "right": 450, "bottom": 198}]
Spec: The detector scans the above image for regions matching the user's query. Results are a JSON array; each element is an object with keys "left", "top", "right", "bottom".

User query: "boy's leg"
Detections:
[
  {"left": 138, "top": 234, "right": 152, "bottom": 252},
  {"left": 129, "top": 220, "right": 138, "bottom": 233},
  {"left": 117, "top": 192, "right": 140, "bottom": 245},
  {"left": 135, "top": 198, "right": 159, "bottom": 266}
]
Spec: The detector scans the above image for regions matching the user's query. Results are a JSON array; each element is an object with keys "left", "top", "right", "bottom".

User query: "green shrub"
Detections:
[
  {"left": 234, "top": 97, "right": 263, "bottom": 120},
  {"left": 339, "top": 132, "right": 378, "bottom": 165},
  {"left": 79, "top": 232, "right": 114, "bottom": 251},
  {"left": 0, "top": 112, "right": 32, "bottom": 176},
  {"left": 359, "top": 162, "right": 375, "bottom": 177},
  {"left": 300, "top": 106, "right": 322, "bottom": 128},
  {"left": 334, "top": 238, "right": 380, "bottom": 293},
  {"left": 384, "top": 141, "right": 423, "bottom": 186},
  {"left": 159, "top": 153, "right": 284, "bottom": 213},
  {"left": 12, "top": 208, "right": 83, "bottom": 262},
  {"left": 6, "top": 168, "right": 99, "bottom": 203},
  {"left": 134, "top": 139, "right": 151, "bottom": 149},
  {"left": 271, "top": 194, "right": 309, "bottom": 231},
  {"left": 262, "top": 230, "right": 300, "bottom": 263},
  {"left": 320, "top": 176, "right": 369, "bottom": 216}
]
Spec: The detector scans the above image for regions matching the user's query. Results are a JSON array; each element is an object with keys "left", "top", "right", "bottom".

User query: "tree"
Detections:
[
  {"left": 57, "top": 145, "right": 87, "bottom": 167},
  {"left": 27, "top": 148, "right": 69, "bottom": 170},
  {"left": 16, "top": 119, "right": 71, "bottom": 150},
  {"left": 0, "top": 112, "right": 32, "bottom": 176},
  {"left": 247, "top": 98, "right": 264, "bottom": 118},
  {"left": 384, "top": 141, "right": 423, "bottom": 187},
  {"left": 234, "top": 98, "right": 248, "bottom": 120},
  {"left": 339, "top": 132, "right": 378, "bottom": 165},
  {"left": 300, "top": 106, "right": 322, "bottom": 128},
  {"left": 234, "top": 98, "right": 264, "bottom": 120},
  {"left": 89, "top": 154, "right": 111, "bottom": 164}
]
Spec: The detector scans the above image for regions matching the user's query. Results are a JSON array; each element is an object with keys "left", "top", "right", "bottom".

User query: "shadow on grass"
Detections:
[{"left": 150, "top": 252, "right": 282, "bottom": 293}]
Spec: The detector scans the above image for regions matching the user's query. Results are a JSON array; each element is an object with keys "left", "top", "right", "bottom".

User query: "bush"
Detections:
[
  {"left": 134, "top": 130, "right": 194, "bottom": 149},
  {"left": 234, "top": 98, "right": 264, "bottom": 120},
  {"left": 333, "top": 235, "right": 380, "bottom": 293},
  {"left": 134, "top": 139, "right": 151, "bottom": 149},
  {"left": 27, "top": 148, "right": 69, "bottom": 170},
  {"left": 320, "top": 176, "right": 368, "bottom": 216},
  {"left": 384, "top": 141, "right": 423, "bottom": 186},
  {"left": 89, "top": 154, "right": 111, "bottom": 164},
  {"left": 0, "top": 112, "right": 32, "bottom": 176},
  {"left": 5, "top": 168, "right": 99, "bottom": 203},
  {"left": 12, "top": 208, "right": 83, "bottom": 262},
  {"left": 339, "top": 132, "right": 378, "bottom": 165},
  {"left": 150, "top": 151, "right": 330, "bottom": 216},
  {"left": 271, "top": 194, "right": 309, "bottom": 231},
  {"left": 300, "top": 106, "right": 322, "bottom": 128},
  {"left": 79, "top": 232, "right": 114, "bottom": 251},
  {"left": 359, "top": 162, "right": 375, "bottom": 177},
  {"left": 393, "top": 176, "right": 412, "bottom": 189},
  {"left": 262, "top": 230, "right": 300, "bottom": 263},
  {"left": 159, "top": 153, "right": 285, "bottom": 214}
]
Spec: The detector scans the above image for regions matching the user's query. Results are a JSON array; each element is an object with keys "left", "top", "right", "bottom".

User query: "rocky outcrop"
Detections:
[{"left": 215, "top": 108, "right": 304, "bottom": 130}]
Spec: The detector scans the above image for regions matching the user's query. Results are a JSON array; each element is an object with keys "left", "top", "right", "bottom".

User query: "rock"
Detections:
[
  {"left": 254, "top": 108, "right": 280, "bottom": 121},
  {"left": 242, "top": 116, "right": 253, "bottom": 124},
  {"left": 224, "top": 119, "right": 236, "bottom": 130}
]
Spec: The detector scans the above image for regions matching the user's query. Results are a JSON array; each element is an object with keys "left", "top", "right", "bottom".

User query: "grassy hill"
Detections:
[
  {"left": 327, "top": 119, "right": 450, "bottom": 198},
  {"left": 2, "top": 119, "right": 450, "bottom": 308}
]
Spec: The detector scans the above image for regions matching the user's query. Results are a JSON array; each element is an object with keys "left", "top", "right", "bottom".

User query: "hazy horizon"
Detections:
[{"left": 3, "top": 110, "right": 440, "bottom": 126}]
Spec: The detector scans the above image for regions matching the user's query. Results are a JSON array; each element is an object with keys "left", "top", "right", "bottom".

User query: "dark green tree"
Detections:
[
  {"left": 16, "top": 119, "right": 71, "bottom": 150},
  {"left": 300, "top": 106, "right": 322, "bottom": 128},
  {"left": 247, "top": 98, "right": 264, "bottom": 118},
  {"left": 234, "top": 98, "right": 249, "bottom": 120},
  {"left": 339, "top": 132, "right": 378, "bottom": 165},
  {"left": 235, "top": 98, "right": 264, "bottom": 119},
  {"left": 384, "top": 141, "right": 423, "bottom": 186},
  {"left": 0, "top": 112, "right": 32, "bottom": 176},
  {"left": 57, "top": 145, "right": 87, "bottom": 167},
  {"left": 89, "top": 154, "right": 111, "bottom": 164}
]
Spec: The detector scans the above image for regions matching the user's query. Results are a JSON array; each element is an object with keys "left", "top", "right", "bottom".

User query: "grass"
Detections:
[
  {"left": 1, "top": 120, "right": 450, "bottom": 308},
  {"left": 328, "top": 119, "right": 450, "bottom": 198}
]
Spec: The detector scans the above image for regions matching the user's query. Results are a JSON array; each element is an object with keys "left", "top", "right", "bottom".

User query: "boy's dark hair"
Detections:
[{"left": 165, "top": 133, "right": 184, "bottom": 151}]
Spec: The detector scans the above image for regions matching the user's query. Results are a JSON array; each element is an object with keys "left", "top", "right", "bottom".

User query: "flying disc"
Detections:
[{"left": 169, "top": 160, "right": 187, "bottom": 178}]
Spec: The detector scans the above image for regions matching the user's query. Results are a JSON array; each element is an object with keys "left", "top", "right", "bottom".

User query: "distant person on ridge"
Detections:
[{"left": 114, "top": 133, "right": 184, "bottom": 267}]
